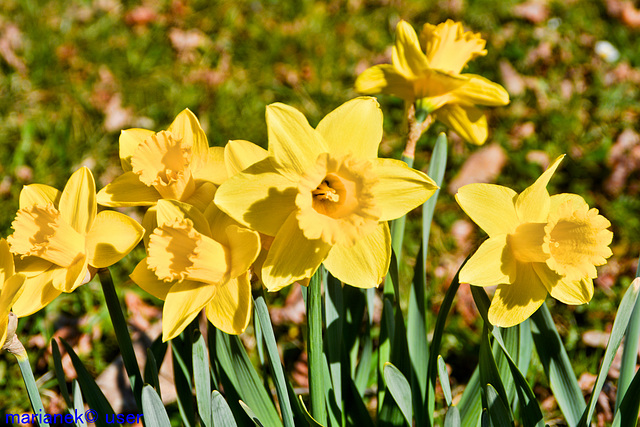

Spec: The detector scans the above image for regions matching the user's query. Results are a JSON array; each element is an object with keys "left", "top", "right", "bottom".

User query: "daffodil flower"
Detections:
[
  {"left": 214, "top": 97, "right": 438, "bottom": 291},
  {"left": 8, "top": 167, "right": 144, "bottom": 317},
  {"left": 456, "top": 155, "right": 613, "bottom": 327},
  {"left": 355, "top": 20, "right": 509, "bottom": 145},
  {"left": 130, "top": 199, "right": 260, "bottom": 341},
  {"left": 96, "top": 109, "right": 222, "bottom": 212},
  {"left": 0, "top": 239, "right": 25, "bottom": 348}
]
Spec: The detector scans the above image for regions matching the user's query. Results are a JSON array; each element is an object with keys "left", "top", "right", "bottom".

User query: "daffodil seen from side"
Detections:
[{"left": 456, "top": 155, "right": 613, "bottom": 327}]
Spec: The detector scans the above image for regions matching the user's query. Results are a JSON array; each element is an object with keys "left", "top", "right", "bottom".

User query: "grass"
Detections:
[{"left": 1, "top": 0, "right": 638, "bottom": 422}]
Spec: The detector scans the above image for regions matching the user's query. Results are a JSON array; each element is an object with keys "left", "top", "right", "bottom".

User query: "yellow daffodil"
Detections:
[
  {"left": 355, "top": 20, "right": 509, "bottom": 145},
  {"left": 0, "top": 239, "right": 25, "bottom": 348},
  {"left": 214, "top": 97, "right": 438, "bottom": 291},
  {"left": 130, "top": 199, "right": 260, "bottom": 341},
  {"left": 8, "top": 167, "right": 144, "bottom": 317},
  {"left": 456, "top": 155, "right": 613, "bottom": 327},
  {"left": 96, "top": 109, "right": 222, "bottom": 212}
]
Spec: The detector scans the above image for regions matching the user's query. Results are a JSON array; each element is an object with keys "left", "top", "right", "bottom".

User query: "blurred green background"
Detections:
[{"left": 1, "top": 0, "right": 639, "bottom": 423}]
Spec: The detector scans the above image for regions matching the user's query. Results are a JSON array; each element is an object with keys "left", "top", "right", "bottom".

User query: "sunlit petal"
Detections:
[
  {"left": 532, "top": 263, "right": 594, "bottom": 305},
  {"left": 162, "top": 280, "right": 215, "bottom": 341},
  {"left": 323, "top": 222, "right": 390, "bottom": 288},
  {"left": 96, "top": 172, "right": 161, "bottom": 207},
  {"left": 156, "top": 199, "right": 211, "bottom": 237},
  {"left": 192, "top": 146, "right": 227, "bottom": 184},
  {"left": 184, "top": 181, "right": 217, "bottom": 212},
  {"left": 393, "top": 20, "right": 429, "bottom": 77},
  {"left": 59, "top": 167, "right": 97, "bottom": 234},
  {"left": 19, "top": 184, "right": 61, "bottom": 209},
  {"left": 370, "top": 158, "right": 438, "bottom": 221},
  {"left": 0, "top": 239, "right": 14, "bottom": 283},
  {"left": 130, "top": 259, "right": 173, "bottom": 300},
  {"left": 421, "top": 20, "right": 487, "bottom": 73},
  {"left": 11, "top": 268, "right": 62, "bottom": 317},
  {"left": 86, "top": 211, "right": 144, "bottom": 268},
  {"left": 214, "top": 158, "right": 297, "bottom": 235},
  {"left": 316, "top": 97, "right": 382, "bottom": 160},
  {"left": 455, "top": 184, "right": 519, "bottom": 236},
  {"left": 205, "top": 274, "right": 252, "bottom": 335},
  {"left": 449, "top": 75, "right": 510, "bottom": 107},
  {"left": 225, "top": 225, "right": 260, "bottom": 279},
  {"left": 224, "top": 140, "right": 269, "bottom": 177},
  {"left": 516, "top": 155, "right": 564, "bottom": 223},
  {"left": 266, "top": 103, "right": 328, "bottom": 179},
  {"left": 460, "top": 235, "right": 516, "bottom": 286},
  {"left": 434, "top": 104, "right": 488, "bottom": 145},
  {"left": 488, "top": 262, "right": 548, "bottom": 327},
  {"left": 354, "top": 64, "right": 415, "bottom": 101},
  {"left": 119, "top": 128, "right": 156, "bottom": 172},
  {"left": 262, "top": 212, "right": 331, "bottom": 292},
  {"left": 167, "top": 108, "right": 209, "bottom": 172}
]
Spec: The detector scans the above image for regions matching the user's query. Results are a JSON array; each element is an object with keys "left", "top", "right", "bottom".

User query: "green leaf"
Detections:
[
  {"left": 444, "top": 405, "right": 461, "bottom": 427},
  {"left": 579, "top": 278, "right": 640, "bottom": 426},
  {"left": 384, "top": 362, "right": 413, "bottom": 425},
  {"left": 307, "top": 269, "right": 327, "bottom": 425},
  {"left": 51, "top": 339, "right": 73, "bottom": 409},
  {"left": 458, "top": 368, "right": 482, "bottom": 427},
  {"left": 72, "top": 381, "right": 86, "bottom": 427},
  {"left": 616, "top": 260, "right": 640, "bottom": 412},
  {"left": 530, "top": 303, "right": 585, "bottom": 427},
  {"left": 172, "top": 334, "right": 195, "bottom": 427},
  {"left": 211, "top": 391, "right": 238, "bottom": 427},
  {"left": 485, "top": 384, "right": 513, "bottom": 427},
  {"left": 215, "top": 330, "right": 282, "bottom": 427},
  {"left": 98, "top": 268, "right": 143, "bottom": 412},
  {"left": 253, "top": 291, "right": 296, "bottom": 427},
  {"left": 141, "top": 384, "right": 172, "bottom": 427},
  {"left": 144, "top": 349, "right": 161, "bottom": 396},
  {"left": 193, "top": 331, "right": 212, "bottom": 427},
  {"left": 438, "top": 355, "right": 452, "bottom": 406},
  {"left": 297, "top": 396, "right": 324, "bottom": 427},
  {"left": 60, "top": 339, "right": 116, "bottom": 427},
  {"left": 612, "top": 362, "right": 640, "bottom": 427},
  {"left": 325, "top": 273, "right": 344, "bottom": 414},
  {"left": 239, "top": 401, "right": 266, "bottom": 427}
]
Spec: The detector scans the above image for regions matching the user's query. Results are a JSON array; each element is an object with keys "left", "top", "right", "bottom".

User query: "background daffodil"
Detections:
[
  {"left": 355, "top": 19, "right": 509, "bottom": 145},
  {"left": 455, "top": 155, "right": 613, "bottom": 327},
  {"left": 214, "top": 97, "right": 438, "bottom": 291},
  {"left": 130, "top": 199, "right": 260, "bottom": 341},
  {"left": 96, "top": 109, "right": 220, "bottom": 212},
  {"left": 0, "top": 239, "right": 25, "bottom": 348},
  {"left": 7, "top": 167, "right": 144, "bottom": 317}
]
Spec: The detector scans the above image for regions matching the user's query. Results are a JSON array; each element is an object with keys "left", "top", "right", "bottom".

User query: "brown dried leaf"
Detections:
[
  {"left": 582, "top": 330, "right": 610, "bottom": 348},
  {"left": 270, "top": 285, "right": 306, "bottom": 326},
  {"left": 605, "top": 128, "right": 640, "bottom": 195},
  {"left": 0, "top": 23, "right": 27, "bottom": 74},
  {"left": 448, "top": 144, "right": 507, "bottom": 193},
  {"left": 125, "top": 6, "right": 158, "bottom": 26},
  {"left": 499, "top": 60, "right": 526, "bottom": 96},
  {"left": 512, "top": 0, "right": 550, "bottom": 24}
]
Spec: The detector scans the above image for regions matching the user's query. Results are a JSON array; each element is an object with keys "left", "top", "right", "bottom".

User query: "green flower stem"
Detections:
[
  {"left": 98, "top": 267, "right": 144, "bottom": 412},
  {"left": 307, "top": 269, "right": 327, "bottom": 425},
  {"left": 2, "top": 314, "right": 51, "bottom": 427}
]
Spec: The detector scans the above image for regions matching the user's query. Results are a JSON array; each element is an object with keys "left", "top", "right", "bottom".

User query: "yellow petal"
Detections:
[
  {"left": 205, "top": 274, "right": 252, "bottom": 335},
  {"left": 449, "top": 75, "right": 510, "bottom": 107},
  {"left": 516, "top": 155, "right": 564, "bottom": 223},
  {"left": 0, "top": 273, "right": 25, "bottom": 347},
  {"left": 460, "top": 235, "right": 516, "bottom": 286},
  {"left": 262, "top": 212, "right": 331, "bottom": 291},
  {"left": 421, "top": 20, "right": 487, "bottom": 74},
  {"left": 226, "top": 225, "right": 260, "bottom": 279},
  {"left": 192, "top": 146, "right": 227, "bottom": 184},
  {"left": 455, "top": 184, "right": 519, "bottom": 236},
  {"left": 130, "top": 259, "right": 172, "bottom": 300},
  {"left": 323, "top": 222, "right": 391, "bottom": 288},
  {"left": 96, "top": 172, "right": 161, "bottom": 207},
  {"left": 142, "top": 206, "right": 158, "bottom": 248},
  {"left": 14, "top": 256, "right": 52, "bottom": 278},
  {"left": 0, "top": 273, "right": 25, "bottom": 316},
  {"left": 316, "top": 97, "right": 382, "bottom": 160},
  {"left": 393, "top": 20, "right": 429, "bottom": 77},
  {"left": 184, "top": 181, "right": 217, "bottom": 212},
  {"left": 156, "top": 199, "right": 211, "bottom": 238},
  {"left": 434, "top": 104, "right": 488, "bottom": 145},
  {"left": 86, "top": 211, "right": 144, "bottom": 268},
  {"left": 11, "top": 268, "right": 62, "bottom": 317},
  {"left": 59, "top": 167, "right": 97, "bottom": 234},
  {"left": 163, "top": 280, "right": 215, "bottom": 341},
  {"left": 119, "top": 128, "right": 156, "bottom": 172},
  {"left": 488, "top": 262, "right": 548, "bottom": 327},
  {"left": 214, "top": 158, "right": 297, "bottom": 236},
  {"left": 19, "top": 184, "right": 61, "bottom": 208},
  {"left": 354, "top": 64, "right": 415, "bottom": 101},
  {"left": 370, "top": 158, "right": 438, "bottom": 221},
  {"left": 167, "top": 109, "right": 209, "bottom": 172},
  {"left": 412, "top": 69, "right": 468, "bottom": 109},
  {"left": 52, "top": 255, "right": 88, "bottom": 292},
  {"left": 532, "top": 263, "right": 593, "bottom": 305},
  {"left": 224, "top": 140, "right": 269, "bottom": 177},
  {"left": 0, "top": 239, "right": 14, "bottom": 284},
  {"left": 266, "top": 103, "right": 327, "bottom": 180},
  {"left": 550, "top": 193, "right": 586, "bottom": 212}
]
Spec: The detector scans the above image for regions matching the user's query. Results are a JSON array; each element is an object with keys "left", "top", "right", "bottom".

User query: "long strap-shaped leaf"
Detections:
[
  {"left": 578, "top": 278, "right": 640, "bottom": 426},
  {"left": 530, "top": 303, "right": 584, "bottom": 426}
]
